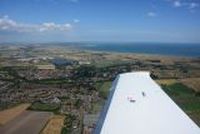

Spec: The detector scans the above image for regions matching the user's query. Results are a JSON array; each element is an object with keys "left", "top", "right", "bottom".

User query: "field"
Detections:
[
  {"left": 0, "top": 103, "right": 30, "bottom": 125},
  {"left": 95, "top": 81, "right": 112, "bottom": 99},
  {"left": 162, "top": 83, "right": 200, "bottom": 126},
  {"left": 90, "top": 81, "right": 113, "bottom": 114},
  {"left": 0, "top": 111, "right": 52, "bottom": 134},
  {"left": 28, "top": 102, "right": 60, "bottom": 113},
  {"left": 156, "top": 79, "right": 177, "bottom": 86},
  {"left": 41, "top": 115, "right": 65, "bottom": 134},
  {"left": 179, "top": 78, "right": 200, "bottom": 92},
  {"left": 156, "top": 78, "right": 200, "bottom": 93}
]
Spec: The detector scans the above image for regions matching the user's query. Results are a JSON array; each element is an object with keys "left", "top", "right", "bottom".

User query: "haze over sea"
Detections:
[{"left": 75, "top": 43, "right": 200, "bottom": 57}]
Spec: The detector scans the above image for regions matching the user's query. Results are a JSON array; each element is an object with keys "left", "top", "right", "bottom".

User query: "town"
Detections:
[{"left": 0, "top": 44, "right": 200, "bottom": 133}]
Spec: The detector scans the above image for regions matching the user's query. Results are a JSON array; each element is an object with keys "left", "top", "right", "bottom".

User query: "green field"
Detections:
[
  {"left": 28, "top": 102, "right": 60, "bottom": 113},
  {"left": 95, "top": 81, "right": 112, "bottom": 99},
  {"left": 162, "top": 83, "right": 200, "bottom": 126},
  {"left": 90, "top": 100, "right": 104, "bottom": 114}
]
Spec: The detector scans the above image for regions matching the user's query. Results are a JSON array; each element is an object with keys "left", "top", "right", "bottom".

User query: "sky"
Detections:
[{"left": 0, "top": 0, "right": 200, "bottom": 43}]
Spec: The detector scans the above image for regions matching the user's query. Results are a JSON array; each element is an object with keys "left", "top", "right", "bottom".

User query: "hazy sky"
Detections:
[{"left": 0, "top": 0, "right": 200, "bottom": 43}]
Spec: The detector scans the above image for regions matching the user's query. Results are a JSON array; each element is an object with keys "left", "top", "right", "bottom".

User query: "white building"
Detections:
[{"left": 95, "top": 72, "right": 200, "bottom": 134}]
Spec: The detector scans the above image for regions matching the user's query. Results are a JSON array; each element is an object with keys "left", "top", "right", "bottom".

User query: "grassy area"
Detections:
[
  {"left": 90, "top": 100, "right": 104, "bottom": 114},
  {"left": 162, "top": 83, "right": 200, "bottom": 126},
  {"left": 162, "top": 83, "right": 194, "bottom": 97},
  {"left": 95, "top": 81, "right": 112, "bottom": 99},
  {"left": 92, "top": 81, "right": 112, "bottom": 115},
  {"left": 28, "top": 102, "right": 60, "bottom": 113}
]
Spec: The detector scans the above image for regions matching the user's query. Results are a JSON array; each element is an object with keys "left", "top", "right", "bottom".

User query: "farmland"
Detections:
[
  {"left": 0, "top": 111, "right": 52, "bottom": 134},
  {"left": 179, "top": 78, "right": 200, "bottom": 92},
  {"left": 42, "top": 115, "right": 65, "bottom": 134},
  {"left": 0, "top": 104, "right": 30, "bottom": 125},
  {"left": 28, "top": 102, "right": 60, "bottom": 113},
  {"left": 162, "top": 83, "right": 200, "bottom": 126},
  {"left": 95, "top": 81, "right": 112, "bottom": 99}
]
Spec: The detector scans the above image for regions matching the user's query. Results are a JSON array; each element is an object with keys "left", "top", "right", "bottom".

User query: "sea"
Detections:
[{"left": 74, "top": 42, "right": 200, "bottom": 57}]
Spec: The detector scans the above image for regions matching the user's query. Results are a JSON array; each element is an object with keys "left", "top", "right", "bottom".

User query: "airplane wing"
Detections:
[{"left": 94, "top": 72, "right": 200, "bottom": 134}]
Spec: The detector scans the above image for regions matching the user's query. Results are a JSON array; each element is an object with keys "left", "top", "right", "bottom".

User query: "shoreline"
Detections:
[
  {"left": 71, "top": 48, "right": 198, "bottom": 60},
  {"left": 77, "top": 48, "right": 200, "bottom": 59}
]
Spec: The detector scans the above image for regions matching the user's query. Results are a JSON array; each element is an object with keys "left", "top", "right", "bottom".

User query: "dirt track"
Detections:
[{"left": 0, "top": 111, "right": 52, "bottom": 134}]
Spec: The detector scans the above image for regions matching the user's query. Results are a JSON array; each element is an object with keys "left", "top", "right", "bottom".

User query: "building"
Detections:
[{"left": 95, "top": 72, "right": 200, "bottom": 134}]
